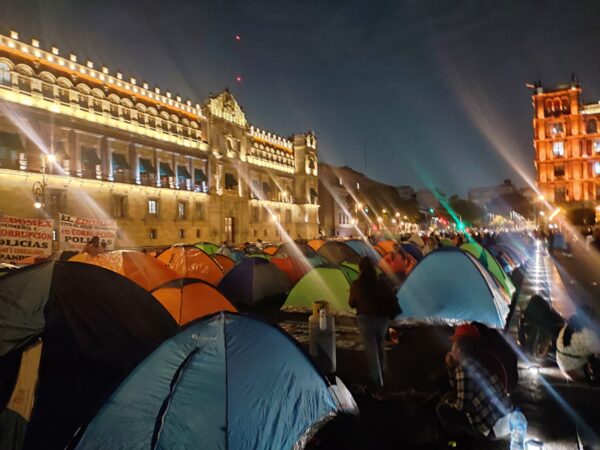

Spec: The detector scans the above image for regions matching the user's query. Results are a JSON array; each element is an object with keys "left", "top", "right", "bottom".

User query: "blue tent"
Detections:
[
  {"left": 75, "top": 312, "right": 341, "bottom": 450},
  {"left": 345, "top": 239, "right": 381, "bottom": 263},
  {"left": 218, "top": 258, "right": 291, "bottom": 310},
  {"left": 400, "top": 242, "right": 423, "bottom": 262},
  {"left": 396, "top": 248, "right": 511, "bottom": 328}
]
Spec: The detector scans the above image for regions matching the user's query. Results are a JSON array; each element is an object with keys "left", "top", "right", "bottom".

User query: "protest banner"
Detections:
[
  {"left": 0, "top": 215, "right": 53, "bottom": 263},
  {"left": 58, "top": 213, "right": 117, "bottom": 252}
]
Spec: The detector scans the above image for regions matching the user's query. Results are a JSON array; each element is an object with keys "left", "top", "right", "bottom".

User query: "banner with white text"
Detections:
[
  {"left": 0, "top": 215, "right": 53, "bottom": 263},
  {"left": 58, "top": 213, "right": 116, "bottom": 252}
]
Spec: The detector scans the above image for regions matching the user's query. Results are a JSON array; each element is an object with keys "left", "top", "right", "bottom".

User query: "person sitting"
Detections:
[
  {"left": 436, "top": 324, "right": 513, "bottom": 440},
  {"left": 518, "top": 295, "right": 565, "bottom": 358},
  {"left": 556, "top": 305, "right": 600, "bottom": 382},
  {"left": 82, "top": 236, "right": 105, "bottom": 257}
]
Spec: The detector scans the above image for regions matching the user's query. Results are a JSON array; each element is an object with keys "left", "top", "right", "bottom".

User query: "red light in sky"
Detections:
[
  {"left": 236, "top": 75, "right": 242, "bottom": 82},
  {"left": 235, "top": 35, "right": 241, "bottom": 41}
]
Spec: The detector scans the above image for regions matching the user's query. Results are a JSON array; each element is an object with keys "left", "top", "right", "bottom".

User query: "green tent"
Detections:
[
  {"left": 339, "top": 262, "right": 359, "bottom": 282},
  {"left": 283, "top": 266, "right": 353, "bottom": 312},
  {"left": 193, "top": 241, "right": 219, "bottom": 255},
  {"left": 461, "top": 242, "right": 516, "bottom": 298},
  {"left": 439, "top": 238, "right": 454, "bottom": 247}
]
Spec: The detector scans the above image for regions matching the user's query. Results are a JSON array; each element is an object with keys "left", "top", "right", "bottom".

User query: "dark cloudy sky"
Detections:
[{"left": 2, "top": 0, "right": 600, "bottom": 195}]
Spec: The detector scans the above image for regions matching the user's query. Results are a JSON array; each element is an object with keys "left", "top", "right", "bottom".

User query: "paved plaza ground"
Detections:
[{"left": 274, "top": 242, "right": 600, "bottom": 449}]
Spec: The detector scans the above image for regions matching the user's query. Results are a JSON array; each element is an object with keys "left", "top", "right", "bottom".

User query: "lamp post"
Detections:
[{"left": 32, "top": 154, "right": 56, "bottom": 210}]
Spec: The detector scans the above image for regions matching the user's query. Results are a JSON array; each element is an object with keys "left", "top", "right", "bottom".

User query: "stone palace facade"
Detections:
[{"left": 0, "top": 30, "right": 319, "bottom": 248}]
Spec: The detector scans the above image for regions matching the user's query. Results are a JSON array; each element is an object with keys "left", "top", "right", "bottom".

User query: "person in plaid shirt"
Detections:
[{"left": 436, "top": 325, "right": 514, "bottom": 439}]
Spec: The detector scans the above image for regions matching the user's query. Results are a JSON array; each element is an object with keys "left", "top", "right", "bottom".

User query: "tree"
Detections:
[
  {"left": 567, "top": 207, "right": 596, "bottom": 226},
  {"left": 487, "top": 192, "right": 533, "bottom": 219},
  {"left": 448, "top": 195, "right": 484, "bottom": 226}
]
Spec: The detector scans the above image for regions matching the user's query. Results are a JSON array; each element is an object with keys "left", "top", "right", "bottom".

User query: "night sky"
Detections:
[{"left": 3, "top": 0, "right": 600, "bottom": 195}]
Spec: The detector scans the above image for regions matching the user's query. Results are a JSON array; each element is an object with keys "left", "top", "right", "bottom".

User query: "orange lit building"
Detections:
[{"left": 532, "top": 79, "right": 600, "bottom": 208}]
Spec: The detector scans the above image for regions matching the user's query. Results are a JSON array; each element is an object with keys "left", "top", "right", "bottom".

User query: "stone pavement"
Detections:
[{"left": 276, "top": 242, "right": 600, "bottom": 449}]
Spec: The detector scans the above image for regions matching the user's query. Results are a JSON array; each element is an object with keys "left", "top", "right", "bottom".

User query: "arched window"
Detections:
[
  {"left": 587, "top": 119, "right": 598, "bottom": 134},
  {"left": 561, "top": 97, "right": 569, "bottom": 113},
  {"left": 544, "top": 99, "right": 552, "bottom": 116},
  {"left": 553, "top": 99, "right": 561, "bottom": 116},
  {"left": 594, "top": 162, "right": 600, "bottom": 176},
  {"left": 0, "top": 62, "right": 10, "bottom": 85}
]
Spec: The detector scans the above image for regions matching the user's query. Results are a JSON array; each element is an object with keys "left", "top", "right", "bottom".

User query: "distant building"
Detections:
[
  {"left": 396, "top": 185, "right": 415, "bottom": 200},
  {"left": 531, "top": 79, "right": 600, "bottom": 207},
  {"left": 416, "top": 189, "right": 440, "bottom": 211},
  {"left": 468, "top": 179, "right": 517, "bottom": 208},
  {"left": 318, "top": 163, "right": 417, "bottom": 237}
]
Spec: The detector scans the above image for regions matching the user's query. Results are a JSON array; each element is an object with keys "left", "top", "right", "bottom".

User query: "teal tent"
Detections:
[
  {"left": 74, "top": 312, "right": 346, "bottom": 450},
  {"left": 396, "top": 248, "right": 511, "bottom": 328}
]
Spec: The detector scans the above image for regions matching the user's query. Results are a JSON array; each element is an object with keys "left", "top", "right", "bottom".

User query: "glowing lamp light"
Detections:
[
  {"left": 33, "top": 200, "right": 42, "bottom": 209},
  {"left": 539, "top": 211, "right": 545, "bottom": 216},
  {"left": 527, "top": 365, "right": 540, "bottom": 377},
  {"left": 45, "top": 154, "right": 56, "bottom": 163},
  {"left": 537, "top": 194, "right": 545, "bottom": 201},
  {"left": 395, "top": 212, "right": 400, "bottom": 217},
  {"left": 525, "top": 439, "right": 544, "bottom": 449}
]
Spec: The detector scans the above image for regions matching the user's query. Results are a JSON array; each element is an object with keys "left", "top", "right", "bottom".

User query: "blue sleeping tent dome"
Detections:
[
  {"left": 75, "top": 312, "right": 342, "bottom": 450},
  {"left": 396, "top": 247, "right": 511, "bottom": 328}
]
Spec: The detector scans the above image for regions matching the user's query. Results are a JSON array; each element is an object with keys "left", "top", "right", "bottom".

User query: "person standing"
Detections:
[{"left": 349, "top": 257, "right": 399, "bottom": 397}]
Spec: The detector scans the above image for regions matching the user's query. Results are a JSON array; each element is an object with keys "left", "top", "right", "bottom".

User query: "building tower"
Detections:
[{"left": 532, "top": 78, "right": 600, "bottom": 207}]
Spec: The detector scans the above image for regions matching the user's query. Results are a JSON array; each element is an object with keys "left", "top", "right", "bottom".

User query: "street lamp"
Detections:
[{"left": 32, "top": 154, "right": 56, "bottom": 210}]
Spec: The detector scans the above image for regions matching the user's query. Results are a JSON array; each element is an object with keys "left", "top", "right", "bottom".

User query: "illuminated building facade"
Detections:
[
  {"left": 0, "top": 31, "right": 319, "bottom": 247},
  {"left": 532, "top": 79, "right": 600, "bottom": 208},
  {"left": 318, "top": 163, "right": 418, "bottom": 237}
]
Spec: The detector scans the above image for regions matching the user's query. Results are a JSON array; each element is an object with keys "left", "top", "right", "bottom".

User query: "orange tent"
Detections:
[
  {"left": 71, "top": 250, "right": 180, "bottom": 291},
  {"left": 156, "top": 245, "right": 224, "bottom": 286},
  {"left": 68, "top": 253, "right": 94, "bottom": 263},
  {"left": 307, "top": 239, "right": 326, "bottom": 251},
  {"left": 212, "top": 253, "right": 236, "bottom": 274},
  {"left": 377, "top": 240, "right": 397, "bottom": 254},
  {"left": 263, "top": 245, "right": 279, "bottom": 256},
  {"left": 151, "top": 278, "right": 237, "bottom": 325}
]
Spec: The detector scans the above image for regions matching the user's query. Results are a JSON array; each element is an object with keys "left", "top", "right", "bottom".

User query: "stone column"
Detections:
[
  {"left": 100, "top": 137, "right": 111, "bottom": 181},
  {"left": 129, "top": 143, "right": 139, "bottom": 184}
]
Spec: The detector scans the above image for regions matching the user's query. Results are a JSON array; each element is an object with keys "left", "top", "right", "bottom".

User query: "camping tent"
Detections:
[
  {"left": 157, "top": 244, "right": 224, "bottom": 285},
  {"left": 317, "top": 241, "right": 361, "bottom": 265},
  {"left": 345, "top": 239, "right": 381, "bottom": 263},
  {"left": 307, "top": 239, "right": 326, "bottom": 251},
  {"left": 212, "top": 253, "right": 236, "bottom": 273},
  {"left": 400, "top": 242, "right": 423, "bottom": 262},
  {"left": 396, "top": 248, "right": 511, "bottom": 328},
  {"left": 193, "top": 241, "right": 219, "bottom": 255},
  {"left": 72, "top": 250, "right": 180, "bottom": 291},
  {"left": 0, "top": 261, "right": 176, "bottom": 450},
  {"left": 460, "top": 243, "right": 516, "bottom": 298},
  {"left": 376, "top": 240, "right": 396, "bottom": 254},
  {"left": 74, "top": 312, "right": 344, "bottom": 450},
  {"left": 271, "top": 243, "right": 327, "bottom": 284},
  {"left": 284, "top": 266, "right": 353, "bottom": 313},
  {"left": 218, "top": 258, "right": 291, "bottom": 310},
  {"left": 151, "top": 278, "right": 236, "bottom": 325},
  {"left": 263, "top": 244, "right": 279, "bottom": 255}
]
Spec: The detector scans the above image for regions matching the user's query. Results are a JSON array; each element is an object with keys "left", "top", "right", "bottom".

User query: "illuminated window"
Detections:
[
  {"left": 149, "top": 228, "right": 157, "bottom": 239},
  {"left": 594, "top": 162, "right": 600, "bottom": 176},
  {"left": 552, "top": 142, "right": 564, "bottom": 157},
  {"left": 177, "top": 201, "right": 187, "bottom": 220},
  {"left": 587, "top": 120, "right": 598, "bottom": 134},
  {"left": 338, "top": 177, "right": 343, "bottom": 186},
  {"left": 594, "top": 141, "right": 600, "bottom": 153},
  {"left": 0, "top": 62, "right": 10, "bottom": 85},
  {"left": 356, "top": 182, "right": 360, "bottom": 190},
  {"left": 551, "top": 123, "right": 563, "bottom": 135},
  {"left": 148, "top": 199, "right": 158, "bottom": 215}
]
